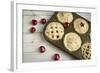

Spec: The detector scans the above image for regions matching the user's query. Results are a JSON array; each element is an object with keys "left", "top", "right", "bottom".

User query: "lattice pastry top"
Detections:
[
  {"left": 45, "top": 22, "right": 64, "bottom": 40},
  {"left": 81, "top": 43, "right": 91, "bottom": 59}
]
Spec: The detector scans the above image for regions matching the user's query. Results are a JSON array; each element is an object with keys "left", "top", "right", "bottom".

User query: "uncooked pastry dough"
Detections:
[
  {"left": 74, "top": 18, "right": 89, "bottom": 34},
  {"left": 63, "top": 32, "right": 82, "bottom": 52},
  {"left": 57, "top": 12, "right": 73, "bottom": 23},
  {"left": 81, "top": 43, "right": 91, "bottom": 59},
  {"left": 45, "top": 22, "right": 64, "bottom": 40}
]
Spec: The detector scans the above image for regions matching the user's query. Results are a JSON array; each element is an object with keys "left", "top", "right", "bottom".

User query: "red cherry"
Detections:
[
  {"left": 40, "top": 18, "right": 47, "bottom": 24},
  {"left": 39, "top": 46, "right": 46, "bottom": 53},
  {"left": 32, "top": 19, "right": 37, "bottom": 25},
  {"left": 64, "top": 22, "right": 69, "bottom": 28},
  {"left": 53, "top": 53, "right": 60, "bottom": 61},
  {"left": 30, "top": 27, "right": 36, "bottom": 33}
]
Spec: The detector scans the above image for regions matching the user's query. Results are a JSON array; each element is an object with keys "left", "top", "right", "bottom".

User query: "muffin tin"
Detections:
[{"left": 43, "top": 12, "right": 91, "bottom": 59}]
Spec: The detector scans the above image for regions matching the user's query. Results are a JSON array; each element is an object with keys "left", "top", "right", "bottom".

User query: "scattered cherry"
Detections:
[
  {"left": 39, "top": 46, "right": 46, "bottom": 53},
  {"left": 53, "top": 53, "right": 60, "bottom": 61},
  {"left": 32, "top": 19, "right": 37, "bottom": 25},
  {"left": 40, "top": 18, "right": 47, "bottom": 24},
  {"left": 64, "top": 22, "right": 69, "bottom": 28},
  {"left": 30, "top": 27, "right": 36, "bottom": 33}
]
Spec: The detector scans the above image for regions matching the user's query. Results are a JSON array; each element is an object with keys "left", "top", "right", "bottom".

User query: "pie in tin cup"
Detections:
[
  {"left": 74, "top": 18, "right": 89, "bottom": 34},
  {"left": 63, "top": 32, "right": 82, "bottom": 52},
  {"left": 81, "top": 42, "right": 91, "bottom": 59},
  {"left": 45, "top": 22, "right": 64, "bottom": 40},
  {"left": 57, "top": 12, "right": 73, "bottom": 24}
]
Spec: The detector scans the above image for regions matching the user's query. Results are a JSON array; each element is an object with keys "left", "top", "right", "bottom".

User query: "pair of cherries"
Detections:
[
  {"left": 30, "top": 18, "right": 47, "bottom": 33},
  {"left": 39, "top": 46, "right": 60, "bottom": 61}
]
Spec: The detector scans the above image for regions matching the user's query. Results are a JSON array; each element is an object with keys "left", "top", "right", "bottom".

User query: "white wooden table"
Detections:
[{"left": 22, "top": 10, "right": 91, "bottom": 62}]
